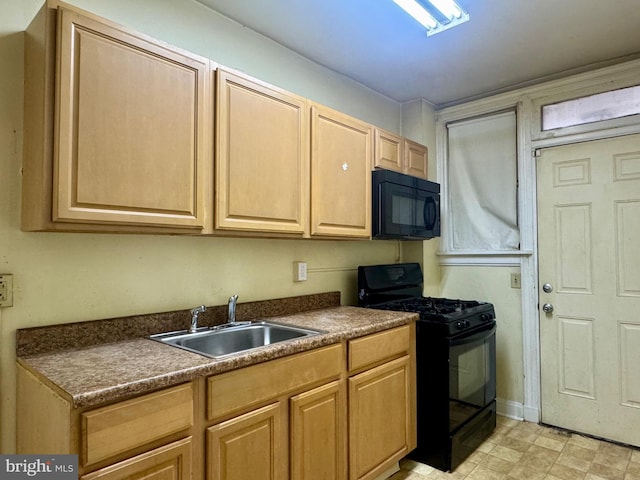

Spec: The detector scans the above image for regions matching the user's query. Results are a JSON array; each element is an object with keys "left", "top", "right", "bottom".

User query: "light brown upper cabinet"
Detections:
[
  {"left": 374, "top": 128, "right": 428, "bottom": 180},
  {"left": 373, "top": 129, "right": 403, "bottom": 173},
  {"left": 215, "top": 68, "right": 309, "bottom": 235},
  {"left": 310, "top": 105, "right": 372, "bottom": 238},
  {"left": 22, "top": 2, "right": 212, "bottom": 232},
  {"left": 404, "top": 138, "right": 429, "bottom": 179}
]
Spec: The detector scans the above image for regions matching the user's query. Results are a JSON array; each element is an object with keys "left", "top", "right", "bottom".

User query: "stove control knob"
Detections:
[
  {"left": 481, "top": 313, "right": 493, "bottom": 321},
  {"left": 455, "top": 321, "right": 466, "bottom": 330}
]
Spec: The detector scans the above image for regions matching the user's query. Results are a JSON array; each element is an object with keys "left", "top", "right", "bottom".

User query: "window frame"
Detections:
[{"left": 436, "top": 102, "right": 532, "bottom": 266}]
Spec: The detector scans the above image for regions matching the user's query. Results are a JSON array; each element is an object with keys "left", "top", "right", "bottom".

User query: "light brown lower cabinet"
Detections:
[
  {"left": 349, "top": 356, "right": 413, "bottom": 480},
  {"left": 81, "top": 438, "right": 192, "bottom": 480},
  {"left": 205, "top": 344, "right": 346, "bottom": 480},
  {"left": 290, "top": 380, "right": 347, "bottom": 480},
  {"left": 17, "top": 324, "right": 415, "bottom": 480},
  {"left": 207, "top": 403, "right": 285, "bottom": 480},
  {"left": 16, "top": 367, "right": 196, "bottom": 477},
  {"left": 347, "top": 324, "right": 417, "bottom": 480},
  {"left": 206, "top": 380, "right": 346, "bottom": 480}
]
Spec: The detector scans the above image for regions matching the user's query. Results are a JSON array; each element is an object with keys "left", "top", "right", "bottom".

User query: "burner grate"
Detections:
[{"left": 374, "top": 297, "right": 483, "bottom": 318}]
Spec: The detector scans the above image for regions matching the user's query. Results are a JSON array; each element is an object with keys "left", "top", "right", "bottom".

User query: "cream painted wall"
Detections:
[
  {"left": 0, "top": 0, "right": 442, "bottom": 453},
  {"left": 401, "top": 99, "right": 442, "bottom": 296},
  {"left": 440, "top": 266, "right": 524, "bottom": 406}
]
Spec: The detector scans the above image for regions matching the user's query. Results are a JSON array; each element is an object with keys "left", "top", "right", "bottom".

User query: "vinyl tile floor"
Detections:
[{"left": 392, "top": 416, "right": 640, "bottom": 480}]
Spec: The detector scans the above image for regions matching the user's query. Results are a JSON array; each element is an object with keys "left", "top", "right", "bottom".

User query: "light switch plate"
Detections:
[
  {"left": 0, "top": 274, "right": 14, "bottom": 307},
  {"left": 510, "top": 273, "right": 521, "bottom": 289}
]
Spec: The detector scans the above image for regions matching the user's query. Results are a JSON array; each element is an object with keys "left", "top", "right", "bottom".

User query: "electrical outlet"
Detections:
[
  {"left": 294, "top": 261, "right": 307, "bottom": 282},
  {"left": 0, "top": 274, "right": 14, "bottom": 307},
  {"left": 510, "top": 273, "right": 521, "bottom": 289}
]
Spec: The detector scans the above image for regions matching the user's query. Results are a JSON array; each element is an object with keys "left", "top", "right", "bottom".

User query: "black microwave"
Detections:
[{"left": 372, "top": 169, "right": 441, "bottom": 240}]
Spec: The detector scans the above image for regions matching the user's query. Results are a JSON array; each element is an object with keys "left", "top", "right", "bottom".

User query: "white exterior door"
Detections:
[{"left": 537, "top": 133, "right": 640, "bottom": 446}]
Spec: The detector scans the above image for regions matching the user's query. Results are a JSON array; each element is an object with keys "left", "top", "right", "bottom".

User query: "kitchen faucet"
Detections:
[
  {"left": 189, "top": 305, "right": 206, "bottom": 333},
  {"left": 228, "top": 295, "right": 239, "bottom": 325}
]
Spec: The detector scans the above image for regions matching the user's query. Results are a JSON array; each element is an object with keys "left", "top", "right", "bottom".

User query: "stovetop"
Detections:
[
  {"left": 358, "top": 263, "right": 496, "bottom": 336},
  {"left": 370, "top": 296, "right": 491, "bottom": 319},
  {"left": 365, "top": 296, "right": 495, "bottom": 334}
]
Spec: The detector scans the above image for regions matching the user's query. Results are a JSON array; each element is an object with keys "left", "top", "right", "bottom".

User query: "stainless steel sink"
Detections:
[{"left": 151, "top": 321, "right": 324, "bottom": 358}]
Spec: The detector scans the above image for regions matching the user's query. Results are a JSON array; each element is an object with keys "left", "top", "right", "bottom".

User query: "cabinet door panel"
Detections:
[
  {"left": 55, "top": 8, "right": 210, "bottom": 228},
  {"left": 216, "top": 69, "right": 308, "bottom": 234},
  {"left": 404, "top": 139, "right": 428, "bottom": 179},
  {"left": 207, "top": 403, "right": 284, "bottom": 480},
  {"left": 348, "top": 356, "right": 412, "bottom": 480},
  {"left": 81, "top": 437, "right": 192, "bottom": 480},
  {"left": 374, "top": 129, "right": 403, "bottom": 173},
  {"left": 310, "top": 105, "right": 372, "bottom": 238},
  {"left": 290, "top": 380, "right": 346, "bottom": 480}
]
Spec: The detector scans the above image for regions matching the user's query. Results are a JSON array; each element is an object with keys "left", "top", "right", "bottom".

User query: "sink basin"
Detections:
[{"left": 151, "top": 321, "right": 324, "bottom": 358}]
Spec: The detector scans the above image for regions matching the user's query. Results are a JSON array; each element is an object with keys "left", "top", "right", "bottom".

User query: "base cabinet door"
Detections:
[
  {"left": 81, "top": 438, "right": 192, "bottom": 480},
  {"left": 348, "top": 356, "right": 413, "bottom": 480},
  {"left": 290, "top": 380, "right": 346, "bottom": 480},
  {"left": 206, "top": 403, "right": 285, "bottom": 480}
]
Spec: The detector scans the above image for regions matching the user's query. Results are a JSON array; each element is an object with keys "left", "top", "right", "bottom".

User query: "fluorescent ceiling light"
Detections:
[
  {"left": 428, "top": 0, "right": 463, "bottom": 20},
  {"left": 392, "top": 0, "right": 438, "bottom": 29},
  {"left": 393, "top": 0, "right": 470, "bottom": 36}
]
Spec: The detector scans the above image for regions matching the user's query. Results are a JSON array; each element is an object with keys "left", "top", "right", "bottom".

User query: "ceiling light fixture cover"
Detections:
[{"left": 393, "top": 0, "right": 469, "bottom": 35}]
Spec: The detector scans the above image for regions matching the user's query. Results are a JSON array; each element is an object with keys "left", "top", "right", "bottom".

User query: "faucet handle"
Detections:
[
  {"left": 190, "top": 305, "right": 206, "bottom": 315},
  {"left": 228, "top": 295, "right": 238, "bottom": 323}
]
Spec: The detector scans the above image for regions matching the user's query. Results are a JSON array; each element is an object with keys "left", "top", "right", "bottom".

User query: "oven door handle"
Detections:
[{"left": 450, "top": 323, "right": 496, "bottom": 347}]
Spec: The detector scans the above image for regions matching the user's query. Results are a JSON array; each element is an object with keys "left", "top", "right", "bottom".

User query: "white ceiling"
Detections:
[{"left": 194, "top": 0, "right": 640, "bottom": 108}]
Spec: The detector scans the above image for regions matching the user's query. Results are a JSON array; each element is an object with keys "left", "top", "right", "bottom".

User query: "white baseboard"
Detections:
[
  {"left": 523, "top": 404, "right": 540, "bottom": 423},
  {"left": 496, "top": 397, "right": 524, "bottom": 421}
]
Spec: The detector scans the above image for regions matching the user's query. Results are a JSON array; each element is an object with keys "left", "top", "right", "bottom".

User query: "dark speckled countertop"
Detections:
[{"left": 18, "top": 302, "right": 417, "bottom": 410}]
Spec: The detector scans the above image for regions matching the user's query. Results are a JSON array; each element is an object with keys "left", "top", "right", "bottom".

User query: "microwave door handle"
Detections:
[{"left": 423, "top": 197, "right": 437, "bottom": 230}]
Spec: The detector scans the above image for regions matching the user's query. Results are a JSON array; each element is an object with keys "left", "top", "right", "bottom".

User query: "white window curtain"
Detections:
[{"left": 447, "top": 111, "right": 519, "bottom": 251}]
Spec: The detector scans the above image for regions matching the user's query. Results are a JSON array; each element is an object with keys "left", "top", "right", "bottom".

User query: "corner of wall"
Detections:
[{"left": 400, "top": 99, "right": 438, "bottom": 181}]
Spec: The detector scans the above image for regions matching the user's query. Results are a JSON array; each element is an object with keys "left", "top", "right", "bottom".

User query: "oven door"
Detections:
[{"left": 448, "top": 323, "right": 496, "bottom": 432}]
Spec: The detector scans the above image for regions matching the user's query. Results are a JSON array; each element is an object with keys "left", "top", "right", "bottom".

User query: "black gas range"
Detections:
[
  {"left": 358, "top": 262, "right": 497, "bottom": 472},
  {"left": 358, "top": 262, "right": 495, "bottom": 337}
]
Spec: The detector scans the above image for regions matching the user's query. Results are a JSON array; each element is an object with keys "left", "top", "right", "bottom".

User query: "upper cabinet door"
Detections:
[
  {"left": 373, "top": 128, "right": 428, "bottom": 180},
  {"left": 374, "top": 128, "right": 403, "bottom": 173},
  {"left": 310, "top": 105, "right": 372, "bottom": 238},
  {"left": 404, "top": 139, "right": 428, "bottom": 179},
  {"left": 215, "top": 68, "right": 309, "bottom": 235},
  {"left": 54, "top": 8, "right": 211, "bottom": 228}
]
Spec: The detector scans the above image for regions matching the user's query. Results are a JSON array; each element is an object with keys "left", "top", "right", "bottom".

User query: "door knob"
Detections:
[
  {"left": 542, "top": 303, "right": 554, "bottom": 314},
  {"left": 543, "top": 283, "right": 553, "bottom": 293}
]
